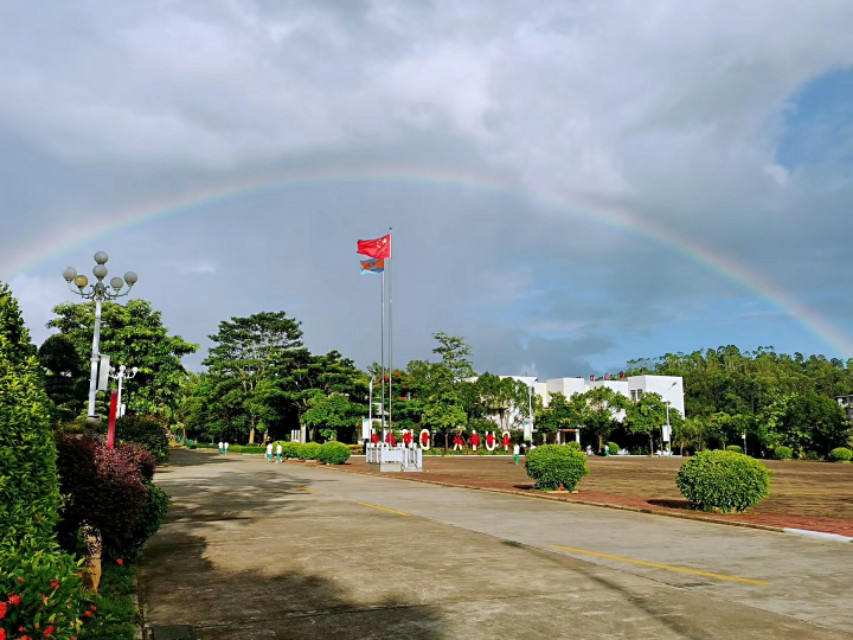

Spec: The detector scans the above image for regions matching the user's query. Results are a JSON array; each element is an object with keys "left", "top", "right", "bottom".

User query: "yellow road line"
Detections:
[
  {"left": 358, "top": 502, "right": 411, "bottom": 517},
  {"left": 553, "top": 545, "right": 768, "bottom": 586}
]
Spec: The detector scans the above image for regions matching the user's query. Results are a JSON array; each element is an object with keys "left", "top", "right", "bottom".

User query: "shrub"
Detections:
[
  {"left": 299, "top": 442, "right": 322, "bottom": 460},
  {"left": 318, "top": 441, "right": 351, "bottom": 465},
  {"left": 0, "top": 283, "right": 63, "bottom": 551},
  {"left": 118, "top": 443, "right": 156, "bottom": 481},
  {"left": 607, "top": 442, "right": 619, "bottom": 456},
  {"left": 347, "top": 443, "right": 364, "bottom": 455},
  {"left": 676, "top": 450, "right": 771, "bottom": 513},
  {"left": 125, "top": 481, "right": 169, "bottom": 561},
  {"left": 774, "top": 446, "right": 793, "bottom": 461},
  {"left": 565, "top": 441, "right": 581, "bottom": 451},
  {"left": 725, "top": 445, "right": 743, "bottom": 454},
  {"left": 282, "top": 441, "right": 302, "bottom": 459},
  {"left": 229, "top": 444, "right": 265, "bottom": 454},
  {"left": 0, "top": 544, "right": 85, "bottom": 640},
  {"left": 525, "top": 444, "right": 588, "bottom": 491},
  {"left": 104, "top": 415, "right": 170, "bottom": 464},
  {"left": 829, "top": 447, "right": 852, "bottom": 462},
  {"left": 55, "top": 434, "right": 161, "bottom": 560}
]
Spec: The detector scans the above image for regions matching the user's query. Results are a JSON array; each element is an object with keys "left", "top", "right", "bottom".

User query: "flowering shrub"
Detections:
[{"left": 0, "top": 544, "right": 84, "bottom": 640}]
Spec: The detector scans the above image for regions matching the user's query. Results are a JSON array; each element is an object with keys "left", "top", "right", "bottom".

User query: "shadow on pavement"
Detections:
[{"left": 140, "top": 531, "right": 447, "bottom": 640}]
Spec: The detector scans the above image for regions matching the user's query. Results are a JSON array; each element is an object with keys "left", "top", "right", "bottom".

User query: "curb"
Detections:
[{"left": 321, "top": 463, "right": 852, "bottom": 542}]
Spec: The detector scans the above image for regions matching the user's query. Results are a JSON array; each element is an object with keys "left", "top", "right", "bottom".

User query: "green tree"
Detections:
[
  {"left": 36, "top": 333, "right": 87, "bottom": 424},
  {"left": 432, "top": 331, "right": 475, "bottom": 380},
  {"left": 536, "top": 392, "right": 582, "bottom": 443},
  {"left": 203, "top": 311, "right": 308, "bottom": 444},
  {"left": 47, "top": 299, "right": 197, "bottom": 420},
  {"left": 578, "top": 387, "right": 628, "bottom": 453},
  {"left": 301, "top": 392, "right": 365, "bottom": 442},
  {"left": 625, "top": 392, "right": 668, "bottom": 456}
]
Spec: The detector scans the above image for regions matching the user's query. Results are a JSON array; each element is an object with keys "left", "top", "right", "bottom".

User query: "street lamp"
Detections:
[
  {"left": 109, "top": 364, "right": 138, "bottom": 418},
  {"left": 662, "top": 380, "right": 678, "bottom": 456},
  {"left": 62, "top": 251, "right": 137, "bottom": 418}
]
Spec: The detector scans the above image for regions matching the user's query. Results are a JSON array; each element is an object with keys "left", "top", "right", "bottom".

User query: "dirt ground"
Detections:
[{"left": 353, "top": 455, "right": 853, "bottom": 536}]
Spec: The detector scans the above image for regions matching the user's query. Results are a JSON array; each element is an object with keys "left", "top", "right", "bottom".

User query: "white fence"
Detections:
[{"left": 365, "top": 444, "right": 422, "bottom": 472}]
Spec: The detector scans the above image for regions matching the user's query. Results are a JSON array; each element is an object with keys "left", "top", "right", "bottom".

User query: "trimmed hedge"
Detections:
[
  {"left": 525, "top": 444, "right": 588, "bottom": 491},
  {"left": 725, "top": 445, "right": 743, "bottom": 454},
  {"left": 774, "top": 446, "right": 793, "bottom": 461},
  {"left": 55, "top": 434, "right": 168, "bottom": 560},
  {"left": 318, "top": 441, "right": 351, "bottom": 465},
  {"left": 676, "top": 450, "right": 771, "bottom": 513},
  {"left": 829, "top": 447, "right": 851, "bottom": 462},
  {"left": 110, "top": 415, "right": 170, "bottom": 463},
  {"left": 299, "top": 442, "right": 322, "bottom": 460}
]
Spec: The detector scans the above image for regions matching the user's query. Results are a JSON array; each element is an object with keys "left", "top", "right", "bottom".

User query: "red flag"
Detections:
[{"left": 357, "top": 234, "right": 391, "bottom": 259}]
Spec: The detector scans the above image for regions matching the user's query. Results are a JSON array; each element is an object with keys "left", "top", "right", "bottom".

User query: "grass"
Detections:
[{"left": 79, "top": 562, "right": 139, "bottom": 640}]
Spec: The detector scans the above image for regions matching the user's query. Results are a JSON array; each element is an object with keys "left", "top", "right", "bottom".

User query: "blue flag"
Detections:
[{"left": 360, "top": 258, "right": 385, "bottom": 274}]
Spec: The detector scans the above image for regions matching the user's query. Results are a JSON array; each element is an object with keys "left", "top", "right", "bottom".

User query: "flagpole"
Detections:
[
  {"left": 388, "top": 227, "right": 393, "bottom": 437},
  {"left": 381, "top": 268, "right": 386, "bottom": 445}
]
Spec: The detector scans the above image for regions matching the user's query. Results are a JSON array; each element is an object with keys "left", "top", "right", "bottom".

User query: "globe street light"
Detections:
[
  {"left": 109, "top": 364, "right": 138, "bottom": 418},
  {"left": 62, "top": 251, "right": 138, "bottom": 418}
]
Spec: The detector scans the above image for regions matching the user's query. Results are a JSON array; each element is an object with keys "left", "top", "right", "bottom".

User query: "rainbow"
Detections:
[{"left": 4, "top": 165, "right": 851, "bottom": 355}]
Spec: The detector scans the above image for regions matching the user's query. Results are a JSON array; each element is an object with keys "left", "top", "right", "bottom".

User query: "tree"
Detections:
[
  {"left": 421, "top": 385, "right": 467, "bottom": 448},
  {"left": 577, "top": 387, "right": 628, "bottom": 453},
  {"left": 625, "top": 392, "right": 668, "bottom": 456},
  {"left": 47, "top": 299, "right": 197, "bottom": 420},
  {"left": 301, "top": 392, "right": 365, "bottom": 442},
  {"left": 432, "top": 332, "right": 475, "bottom": 380},
  {"left": 203, "top": 311, "right": 308, "bottom": 444},
  {"left": 535, "top": 392, "right": 582, "bottom": 443},
  {"left": 474, "top": 373, "right": 534, "bottom": 431},
  {"left": 37, "top": 333, "right": 86, "bottom": 424}
]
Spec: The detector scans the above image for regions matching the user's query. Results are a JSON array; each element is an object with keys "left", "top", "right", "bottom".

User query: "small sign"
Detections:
[
  {"left": 523, "top": 420, "right": 533, "bottom": 441},
  {"left": 361, "top": 418, "right": 372, "bottom": 441},
  {"left": 661, "top": 424, "right": 671, "bottom": 442},
  {"left": 97, "top": 355, "right": 111, "bottom": 391}
]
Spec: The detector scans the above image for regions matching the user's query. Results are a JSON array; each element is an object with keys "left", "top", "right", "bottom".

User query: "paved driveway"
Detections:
[{"left": 137, "top": 451, "right": 853, "bottom": 639}]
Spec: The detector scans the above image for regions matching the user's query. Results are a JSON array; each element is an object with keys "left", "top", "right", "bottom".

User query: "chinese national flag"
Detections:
[{"left": 357, "top": 234, "right": 391, "bottom": 259}]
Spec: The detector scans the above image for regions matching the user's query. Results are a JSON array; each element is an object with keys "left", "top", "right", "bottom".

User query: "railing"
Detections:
[{"left": 365, "top": 444, "right": 422, "bottom": 470}]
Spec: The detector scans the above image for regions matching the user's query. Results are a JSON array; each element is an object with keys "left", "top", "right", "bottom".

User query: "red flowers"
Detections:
[
  {"left": 0, "top": 601, "right": 6, "bottom": 618},
  {"left": 42, "top": 625, "right": 55, "bottom": 638},
  {"left": 84, "top": 611, "right": 93, "bottom": 618},
  {"left": 90, "top": 605, "right": 97, "bottom": 612},
  {"left": 116, "top": 559, "right": 124, "bottom": 566},
  {"left": 0, "top": 627, "right": 6, "bottom": 640},
  {"left": 17, "top": 577, "right": 24, "bottom": 583},
  {"left": 49, "top": 580, "right": 60, "bottom": 589}
]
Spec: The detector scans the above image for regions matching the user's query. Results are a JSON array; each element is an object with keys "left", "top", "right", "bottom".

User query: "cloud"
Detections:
[{"left": 3, "top": 1, "right": 853, "bottom": 376}]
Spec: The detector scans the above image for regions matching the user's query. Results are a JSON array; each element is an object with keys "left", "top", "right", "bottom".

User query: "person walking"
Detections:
[
  {"left": 265, "top": 442, "right": 273, "bottom": 462},
  {"left": 513, "top": 443, "right": 520, "bottom": 465},
  {"left": 275, "top": 442, "right": 283, "bottom": 463},
  {"left": 224, "top": 441, "right": 229, "bottom": 455},
  {"left": 218, "top": 441, "right": 224, "bottom": 455}
]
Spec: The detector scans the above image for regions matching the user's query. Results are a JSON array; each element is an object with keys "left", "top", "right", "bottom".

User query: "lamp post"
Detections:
[
  {"left": 662, "top": 380, "right": 677, "bottom": 456},
  {"left": 109, "top": 364, "right": 138, "bottom": 418},
  {"left": 62, "top": 252, "right": 137, "bottom": 418}
]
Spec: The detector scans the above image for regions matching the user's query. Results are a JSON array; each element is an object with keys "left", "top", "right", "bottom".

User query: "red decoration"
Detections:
[
  {"left": 357, "top": 234, "right": 391, "bottom": 259},
  {"left": 107, "top": 390, "right": 118, "bottom": 450}
]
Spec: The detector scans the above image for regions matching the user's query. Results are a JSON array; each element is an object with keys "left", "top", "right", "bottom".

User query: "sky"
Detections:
[{"left": 2, "top": 1, "right": 853, "bottom": 379}]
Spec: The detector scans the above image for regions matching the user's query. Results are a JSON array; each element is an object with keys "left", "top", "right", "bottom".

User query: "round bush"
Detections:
[
  {"left": 725, "top": 445, "right": 743, "bottom": 454},
  {"left": 282, "top": 441, "right": 302, "bottom": 459},
  {"left": 774, "top": 446, "right": 793, "bottom": 460},
  {"left": 318, "top": 441, "right": 351, "bottom": 465},
  {"left": 676, "top": 450, "right": 771, "bottom": 513},
  {"left": 565, "top": 441, "right": 581, "bottom": 451},
  {"left": 829, "top": 447, "right": 852, "bottom": 462},
  {"left": 299, "top": 442, "right": 322, "bottom": 460},
  {"left": 525, "top": 444, "right": 588, "bottom": 491},
  {"left": 607, "top": 441, "right": 619, "bottom": 456}
]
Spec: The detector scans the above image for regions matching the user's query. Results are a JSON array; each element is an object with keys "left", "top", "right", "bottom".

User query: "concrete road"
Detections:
[{"left": 138, "top": 451, "right": 853, "bottom": 639}]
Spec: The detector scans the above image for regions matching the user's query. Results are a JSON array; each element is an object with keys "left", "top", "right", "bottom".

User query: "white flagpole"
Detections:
[
  {"left": 388, "top": 228, "right": 393, "bottom": 437},
  {"left": 381, "top": 268, "right": 386, "bottom": 446}
]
